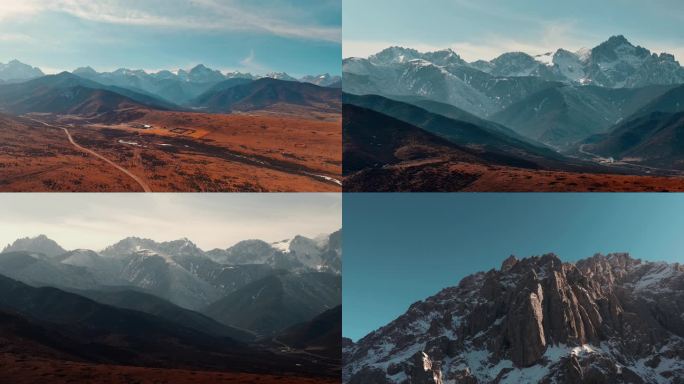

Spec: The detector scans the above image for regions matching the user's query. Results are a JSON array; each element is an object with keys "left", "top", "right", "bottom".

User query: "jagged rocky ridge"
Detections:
[
  {"left": 0, "top": 232, "right": 341, "bottom": 313},
  {"left": 344, "top": 253, "right": 684, "bottom": 383},
  {"left": 343, "top": 35, "right": 684, "bottom": 150},
  {"left": 2, "top": 234, "right": 66, "bottom": 257},
  {"left": 344, "top": 35, "right": 683, "bottom": 96}
]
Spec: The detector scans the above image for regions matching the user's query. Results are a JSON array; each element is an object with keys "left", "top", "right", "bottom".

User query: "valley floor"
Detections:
[
  {"left": 345, "top": 160, "right": 684, "bottom": 192},
  {"left": 0, "top": 110, "right": 341, "bottom": 192},
  {"left": 0, "top": 354, "right": 338, "bottom": 384}
]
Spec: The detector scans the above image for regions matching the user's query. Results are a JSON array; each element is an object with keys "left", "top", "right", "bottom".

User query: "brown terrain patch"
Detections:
[
  {"left": 0, "top": 109, "right": 341, "bottom": 192},
  {"left": 0, "top": 115, "right": 143, "bottom": 192},
  {"left": 345, "top": 159, "right": 684, "bottom": 192},
  {"left": 0, "top": 354, "right": 338, "bottom": 384}
]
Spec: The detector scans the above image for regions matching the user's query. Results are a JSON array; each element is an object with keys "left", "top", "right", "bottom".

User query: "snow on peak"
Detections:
[
  {"left": 265, "top": 72, "right": 297, "bottom": 81},
  {"left": 633, "top": 262, "right": 680, "bottom": 291},
  {"left": 534, "top": 52, "right": 554, "bottom": 66},
  {"left": 369, "top": 46, "right": 421, "bottom": 65},
  {"left": 271, "top": 238, "right": 292, "bottom": 252},
  {"left": 576, "top": 47, "right": 591, "bottom": 62}
]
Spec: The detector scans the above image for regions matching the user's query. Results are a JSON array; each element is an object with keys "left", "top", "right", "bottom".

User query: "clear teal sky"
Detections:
[
  {"left": 0, "top": 0, "right": 341, "bottom": 76},
  {"left": 343, "top": 0, "right": 684, "bottom": 62},
  {"left": 343, "top": 193, "right": 684, "bottom": 341}
]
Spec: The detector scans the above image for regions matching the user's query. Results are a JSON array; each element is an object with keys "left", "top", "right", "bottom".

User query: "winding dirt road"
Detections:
[{"left": 27, "top": 118, "right": 152, "bottom": 192}]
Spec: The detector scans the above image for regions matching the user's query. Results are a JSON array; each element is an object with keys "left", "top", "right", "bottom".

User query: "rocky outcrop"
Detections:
[
  {"left": 2, "top": 235, "right": 67, "bottom": 257},
  {"left": 505, "top": 282, "right": 545, "bottom": 367},
  {"left": 500, "top": 255, "right": 518, "bottom": 272},
  {"left": 344, "top": 253, "right": 684, "bottom": 384}
]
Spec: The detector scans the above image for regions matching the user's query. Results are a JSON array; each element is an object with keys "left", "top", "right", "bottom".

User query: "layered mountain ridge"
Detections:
[
  {"left": 0, "top": 61, "right": 341, "bottom": 118},
  {"left": 344, "top": 253, "right": 684, "bottom": 384},
  {"left": 66, "top": 63, "right": 341, "bottom": 104},
  {"left": 346, "top": 35, "right": 683, "bottom": 91},
  {"left": 0, "top": 232, "right": 341, "bottom": 336},
  {"left": 343, "top": 35, "right": 684, "bottom": 151}
]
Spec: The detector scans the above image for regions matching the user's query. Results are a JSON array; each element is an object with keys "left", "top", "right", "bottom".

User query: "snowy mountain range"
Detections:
[
  {"left": 0, "top": 60, "right": 340, "bottom": 105},
  {"left": 343, "top": 253, "right": 684, "bottom": 384},
  {"left": 0, "top": 232, "right": 341, "bottom": 316},
  {"left": 343, "top": 35, "right": 684, "bottom": 150},
  {"left": 207, "top": 230, "right": 342, "bottom": 273},
  {"left": 71, "top": 64, "right": 341, "bottom": 104},
  {"left": 0, "top": 60, "right": 44, "bottom": 82},
  {"left": 345, "top": 35, "right": 683, "bottom": 93}
]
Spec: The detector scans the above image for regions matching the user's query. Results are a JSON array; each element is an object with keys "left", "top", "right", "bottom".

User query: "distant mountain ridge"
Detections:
[
  {"left": 0, "top": 71, "right": 177, "bottom": 116},
  {"left": 346, "top": 35, "right": 683, "bottom": 90},
  {"left": 0, "top": 233, "right": 341, "bottom": 318},
  {"left": 3, "top": 234, "right": 66, "bottom": 257},
  {"left": 0, "top": 60, "right": 44, "bottom": 82},
  {"left": 0, "top": 60, "right": 341, "bottom": 105},
  {"left": 0, "top": 63, "right": 341, "bottom": 117},
  {"left": 190, "top": 77, "right": 341, "bottom": 114}
]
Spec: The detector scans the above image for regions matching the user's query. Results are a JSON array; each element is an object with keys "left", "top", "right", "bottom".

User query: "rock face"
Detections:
[
  {"left": 344, "top": 253, "right": 684, "bottom": 384},
  {"left": 2, "top": 235, "right": 66, "bottom": 257},
  {"left": 206, "top": 231, "right": 342, "bottom": 274}
]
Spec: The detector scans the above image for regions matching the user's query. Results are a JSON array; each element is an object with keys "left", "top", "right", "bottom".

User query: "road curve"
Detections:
[
  {"left": 60, "top": 127, "right": 152, "bottom": 192},
  {"left": 28, "top": 118, "right": 152, "bottom": 192}
]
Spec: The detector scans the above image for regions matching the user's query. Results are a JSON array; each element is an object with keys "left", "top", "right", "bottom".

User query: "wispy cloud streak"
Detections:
[{"left": 1, "top": 0, "right": 340, "bottom": 43}]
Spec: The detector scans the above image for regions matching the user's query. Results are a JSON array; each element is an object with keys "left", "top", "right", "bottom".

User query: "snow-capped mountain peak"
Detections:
[
  {"left": 534, "top": 51, "right": 554, "bottom": 66},
  {"left": 575, "top": 47, "right": 592, "bottom": 62},
  {"left": 265, "top": 72, "right": 298, "bottom": 82},
  {"left": 0, "top": 59, "right": 45, "bottom": 82},
  {"left": 422, "top": 49, "right": 467, "bottom": 67},
  {"left": 2, "top": 234, "right": 66, "bottom": 257},
  {"left": 299, "top": 73, "right": 342, "bottom": 87},
  {"left": 271, "top": 238, "right": 293, "bottom": 252},
  {"left": 369, "top": 46, "right": 422, "bottom": 65}
]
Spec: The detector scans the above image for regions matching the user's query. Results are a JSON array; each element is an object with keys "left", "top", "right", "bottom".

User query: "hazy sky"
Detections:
[
  {"left": 344, "top": 193, "right": 684, "bottom": 341},
  {"left": 343, "top": 0, "right": 684, "bottom": 62},
  {"left": 0, "top": 193, "right": 341, "bottom": 251},
  {"left": 0, "top": 0, "right": 341, "bottom": 76}
]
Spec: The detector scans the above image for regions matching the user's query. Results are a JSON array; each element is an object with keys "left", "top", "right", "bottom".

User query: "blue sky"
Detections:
[
  {"left": 0, "top": 0, "right": 341, "bottom": 76},
  {"left": 343, "top": 193, "right": 684, "bottom": 341},
  {"left": 343, "top": 0, "right": 684, "bottom": 62}
]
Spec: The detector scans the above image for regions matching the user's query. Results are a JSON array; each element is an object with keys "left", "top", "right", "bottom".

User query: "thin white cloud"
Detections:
[
  {"left": 0, "top": 1, "right": 42, "bottom": 20},
  {"left": 6, "top": 0, "right": 340, "bottom": 43},
  {"left": 237, "top": 49, "right": 269, "bottom": 73},
  {"left": 240, "top": 50, "right": 256, "bottom": 67},
  {"left": 0, "top": 33, "right": 34, "bottom": 43},
  {"left": 189, "top": 0, "right": 340, "bottom": 42}
]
